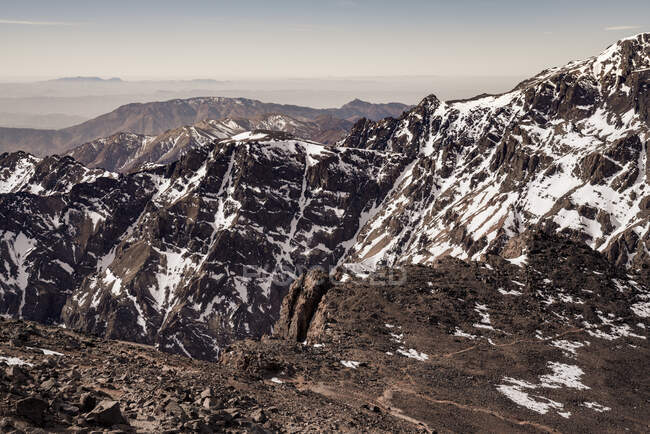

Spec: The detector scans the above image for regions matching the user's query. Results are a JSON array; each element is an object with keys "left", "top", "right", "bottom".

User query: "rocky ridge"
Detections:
[
  {"left": 0, "top": 97, "right": 409, "bottom": 156},
  {"left": 339, "top": 33, "right": 650, "bottom": 275},
  {"left": 66, "top": 114, "right": 355, "bottom": 173},
  {"left": 1, "top": 131, "right": 408, "bottom": 359}
]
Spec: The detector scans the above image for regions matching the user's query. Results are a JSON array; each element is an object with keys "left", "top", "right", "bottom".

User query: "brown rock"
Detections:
[
  {"left": 86, "top": 400, "right": 128, "bottom": 426},
  {"left": 275, "top": 269, "right": 331, "bottom": 341},
  {"left": 16, "top": 396, "right": 48, "bottom": 425}
]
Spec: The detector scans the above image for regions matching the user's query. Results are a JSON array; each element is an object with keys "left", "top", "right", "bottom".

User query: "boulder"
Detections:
[
  {"left": 16, "top": 396, "right": 48, "bottom": 425},
  {"left": 86, "top": 400, "right": 128, "bottom": 426}
]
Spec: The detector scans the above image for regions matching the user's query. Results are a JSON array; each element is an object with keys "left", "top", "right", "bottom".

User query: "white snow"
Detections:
[
  {"left": 497, "top": 361, "right": 591, "bottom": 416},
  {"left": 231, "top": 131, "right": 269, "bottom": 142},
  {"left": 498, "top": 288, "right": 523, "bottom": 296},
  {"left": 539, "top": 362, "right": 590, "bottom": 390},
  {"left": 473, "top": 303, "right": 494, "bottom": 330},
  {"left": 0, "top": 356, "right": 33, "bottom": 367},
  {"left": 551, "top": 340, "right": 585, "bottom": 358},
  {"left": 631, "top": 301, "right": 650, "bottom": 318},
  {"left": 341, "top": 360, "right": 360, "bottom": 369},
  {"left": 102, "top": 268, "right": 123, "bottom": 296},
  {"left": 2, "top": 231, "right": 37, "bottom": 318},
  {"left": 497, "top": 380, "right": 564, "bottom": 415},
  {"left": 26, "top": 347, "right": 64, "bottom": 356},
  {"left": 397, "top": 348, "right": 429, "bottom": 361},
  {"left": 454, "top": 328, "right": 477, "bottom": 339},
  {"left": 506, "top": 254, "right": 528, "bottom": 267},
  {"left": 583, "top": 401, "right": 611, "bottom": 412}
]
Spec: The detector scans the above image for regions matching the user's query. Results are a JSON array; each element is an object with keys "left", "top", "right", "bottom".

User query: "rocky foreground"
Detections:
[{"left": 1, "top": 231, "right": 648, "bottom": 433}]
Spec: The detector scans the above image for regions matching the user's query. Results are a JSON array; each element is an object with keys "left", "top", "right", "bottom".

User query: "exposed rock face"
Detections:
[
  {"left": 86, "top": 400, "right": 128, "bottom": 426},
  {"left": 0, "top": 151, "right": 115, "bottom": 195},
  {"left": 15, "top": 397, "right": 48, "bottom": 425},
  {"left": 339, "top": 33, "right": 650, "bottom": 274},
  {"left": 64, "top": 132, "right": 149, "bottom": 173},
  {"left": 275, "top": 268, "right": 331, "bottom": 341},
  {"left": 0, "top": 97, "right": 410, "bottom": 156}
]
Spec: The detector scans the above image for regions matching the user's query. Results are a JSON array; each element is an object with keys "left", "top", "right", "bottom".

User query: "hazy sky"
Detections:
[{"left": 1, "top": 0, "right": 648, "bottom": 80}]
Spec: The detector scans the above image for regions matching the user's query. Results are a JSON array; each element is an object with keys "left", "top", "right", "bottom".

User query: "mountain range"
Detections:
[
  {"left": 0, "top": 98, "right": 409, "bottom": 156},
  {"left": 65, "top": 115, "right": 355, "bottom": 173},
  {"left": 0, "top": 33, "right": 648, "bottom": 432},
  {"left": 1, "top": 32, "right": 648, "bottom": 354}
]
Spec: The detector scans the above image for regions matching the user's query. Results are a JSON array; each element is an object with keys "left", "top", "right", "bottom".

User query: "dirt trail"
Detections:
[
  {"left": 294, "top": 380, "right": 434, "bottom": 432},
  {"left": 387, "top": 380, "right": 561, "bottom": 434},
  {"left": 440, "top": 328, "right": 584, "bottom": 358}
]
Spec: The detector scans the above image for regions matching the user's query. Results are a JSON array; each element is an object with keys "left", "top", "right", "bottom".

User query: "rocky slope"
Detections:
[
  {"left": 0, "top": 317, "right": 414, "bottom": 433},
  {"left": 66, "top": 114, "right": 354, "bottom": 173},
  {"left": 0, "top": 231, "right": 647, "bottom": 432},
  {"left": 0, "top": 97, "right": 408, "bottom": 156},
  {"left": 339, "top": 33, "right": 650, "bottom": 274}
]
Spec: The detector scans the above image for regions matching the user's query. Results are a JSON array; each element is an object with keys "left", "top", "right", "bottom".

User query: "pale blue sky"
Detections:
[{"left": 1, "top": 0, "right": 648, "bottom": 79}]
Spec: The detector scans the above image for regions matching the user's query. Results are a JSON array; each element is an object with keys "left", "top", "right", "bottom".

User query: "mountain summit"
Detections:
[{"left": 340, "top": 32, "right": 649, "bottom": 273}]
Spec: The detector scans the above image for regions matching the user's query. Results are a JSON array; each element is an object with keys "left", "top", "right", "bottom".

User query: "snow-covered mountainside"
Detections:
[
  {"left": 0, "top": 34, "right": 648, "bottom": 361},
  {"left": 2, "top": 131, "right": 408, "bottom": 358},
  {"left": 340, "top": 33, "right": 649, "bottom": 274},
  {"left": 66, "top": 115, "right": 354, "bottom": 173}
]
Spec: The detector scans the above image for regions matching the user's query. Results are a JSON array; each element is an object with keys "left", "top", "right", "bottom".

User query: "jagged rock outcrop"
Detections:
[
  {"left": 0, "top": 151, "right": 115, "bottom": 195},
  {"left": 1, "top": 131, "right": 408, "bottom": 359},
  {"left": 275, "top": 268, "right": 331, "bottom": 341}
]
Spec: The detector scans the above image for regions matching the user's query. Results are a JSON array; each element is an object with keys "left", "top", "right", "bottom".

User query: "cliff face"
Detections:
[{"left": 1, "top": 132, "right": 408, "bottom": 359}]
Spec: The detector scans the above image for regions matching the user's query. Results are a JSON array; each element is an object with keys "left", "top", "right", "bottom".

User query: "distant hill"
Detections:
[
  {"left": 50, "top": 76, "right": 123, "bottom": 82},
  {"left": 0, "top": 97, "right": 409, "bottom": 155}
]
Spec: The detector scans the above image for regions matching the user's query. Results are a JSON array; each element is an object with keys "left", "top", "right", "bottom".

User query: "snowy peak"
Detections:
[
  {"left": 586, "top": 32, "right": 650, "bottom": 81},
  {"left": 338, "top": 35, "right": 650, "bottom": 274},
  {"left": 0, "top": 34, "right": 648, "bottom": 363},
  {"left": 0, "top": 151, "right": 116, "bottom": 195}
]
